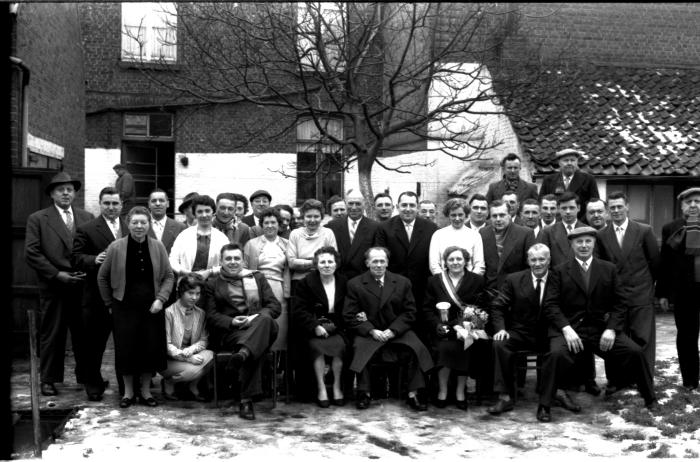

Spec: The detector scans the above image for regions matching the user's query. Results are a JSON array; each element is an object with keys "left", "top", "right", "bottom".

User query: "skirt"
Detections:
[
  {"left": 112, "top": 298, "right": 167, "bottom": 375},
  {"left": 436, "top": 338, "right": 488, "bottom": 375},
  {"left": 160, "top": 349, "right": 214, "bottom": 383},
  {"left": 308, "top": 334, "right": 346, "bottom": 358}
]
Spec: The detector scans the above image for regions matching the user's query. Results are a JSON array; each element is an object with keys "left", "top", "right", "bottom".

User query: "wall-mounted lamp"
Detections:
[{"left": 180, "top": 155, "right": 189, "bottom": 167}]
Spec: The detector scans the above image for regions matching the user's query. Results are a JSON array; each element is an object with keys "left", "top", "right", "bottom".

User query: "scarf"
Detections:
[
  {"left": 218, "top": 268, "right": 261, "bottom": 313},
  {"left": 667, "top": 216, "right": 700, "bottom": 256},
  {"left": 504, "top": 176, "right": 520, "bottom": 193}
]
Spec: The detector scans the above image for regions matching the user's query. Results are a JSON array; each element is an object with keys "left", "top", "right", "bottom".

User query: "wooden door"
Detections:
[{"left": 122, "top": 141, "right": 175, "bottom": 216}]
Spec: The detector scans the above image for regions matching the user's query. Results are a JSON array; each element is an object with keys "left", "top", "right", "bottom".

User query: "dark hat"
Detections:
[
  {"left": 677, "top": 187, "right": 700, "bottom": 202},
  {"left": 567, "top": 226, "right": 598, "bottom": 240},
  {"left": 249, "top": 190, "right": 271, "bottom": 202},
  {"left": 554, "top": 148, "right": 584, "bottom": 160},
  {"left": 216, "top": 192, "right": 237, "bottom": 203},
  {"left": 45, "top": 172, "right": 81, "bottom": 195},
  {"left": 178, "top": 192, "right": 199, "bottom": 213},
  {"left": 113, "top": 163, "right": 126, "bottom": 170}
]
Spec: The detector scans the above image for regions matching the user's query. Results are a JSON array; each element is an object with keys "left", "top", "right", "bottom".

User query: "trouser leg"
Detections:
[
  {"left": 539, "top": 336, "right": 574, "bottom": 407},
  {"left": 673, "top": 303, "right": 700, "bottom": 388},
  {"left": 38, "top": 291, "right": 67, "bottom": 383},
  {"left": 599, "top": 333, "right": 656, "bottom": 403},
  {"left": 629, "top": 304, "right": 656, "bottom": 377},
  {"left": 493, "top": 332, "right": 536, "bottom": 398}
]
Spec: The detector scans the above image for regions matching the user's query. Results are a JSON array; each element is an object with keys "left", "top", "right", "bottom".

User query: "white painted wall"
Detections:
[{"left": 84, "top": 148, "right": 121, "bottom": 217}]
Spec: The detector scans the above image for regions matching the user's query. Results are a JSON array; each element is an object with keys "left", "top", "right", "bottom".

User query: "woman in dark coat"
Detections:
[
  {"left": 292, "top": 246, "right": 348, "bottom": 407},
  {"left": 98, "top": 206, "right": 174, "bottom": 408},
  {"left": 423, "top": 245, "right": 488, "bottom": 410}
]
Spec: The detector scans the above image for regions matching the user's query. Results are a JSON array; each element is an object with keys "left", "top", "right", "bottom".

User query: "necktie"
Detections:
[
  {"left": 616, "top": 226, "right": 624, "bottom": 247},
  {"left": 376, "top": 278, "right": 383, "bottom": 289},
  {"left": 109, "top": 219, "right": 119, "bottom": 239},
  {"left": 563, "top": 176, "right": 571, "bottom": 189},
  {"left": 405, "top": 223, "right": 413, "bottom": 241},
  {"left": 581, "top": 261, "right": 588, "bottom": 272},
  {"left": 535, "top": 278, "right": 543, "bottom": 305},
  {"left": 566, "top": 224, "right": 573, "bottom": 234},
  {"left": 64, "top": 210, "right": 73, "bottom": 232},
  {"left": 349, "top": 220, "right": 357, "bottom": 243}
]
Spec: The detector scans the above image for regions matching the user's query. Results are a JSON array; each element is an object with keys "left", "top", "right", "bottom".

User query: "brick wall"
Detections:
[{"left": 14, "top": 3, "right": 86, "bottom": 205}]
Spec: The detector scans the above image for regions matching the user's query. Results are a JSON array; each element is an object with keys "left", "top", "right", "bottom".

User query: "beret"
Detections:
[
  {"left": 677, "top": 187, "right": 700, "bottom": 201},
  {"left": 249, "top": 190, "right": 272, "bottom": 202}
]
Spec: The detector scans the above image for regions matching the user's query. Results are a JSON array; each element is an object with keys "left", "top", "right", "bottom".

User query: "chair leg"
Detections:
[
  {"left": 213, "top": 356, "right": 219, "bottom": 407},
  {"left": 272, "top": 351, "right": 278, "bottom": 409},
  {"left": 283, "top": 350, "right": 290, "bottom": 404}
]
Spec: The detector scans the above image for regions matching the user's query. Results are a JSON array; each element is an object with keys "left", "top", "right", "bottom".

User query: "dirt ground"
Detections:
[{"left": 10, "top": 312, "right": 700, "bottom": 460}]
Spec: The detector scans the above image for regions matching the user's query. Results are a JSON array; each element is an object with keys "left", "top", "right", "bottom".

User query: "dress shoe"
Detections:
[
  {"left": 41, "top": 382, "right": 58, "bottom": 396},
  {"left": 138, "top": 396, "right": 158, "bottom": 407},
  {"left": 355, "top": 392, "right": 371, "bottom": 410},
  {"left": 584, "top": 380, "right": 601, "bottom": 396},
  {"left": 87, "top": 393, "right": 103, "bottom": 402},
  {"left": 239, "top": 401, "right": 255, "bottom": 420},
  {"left": 407, "top": 395, "right": 427, "bottom": 411},
  {"left": 487, "top": 399, "right": 514, "bottom": 415},
  {"left": 119, "top": 397, "right": 134, "bottom": 408},
  {"left": 331, "top": 398, "right": 345, "bottom": 407},
  {"left": 536, "top": 405, "right": 551, "bottom": 422},
  {"left": 227, "top": 350, "right": 249, "bottom": 371},
  {"left": 554, "top": 390, "right": 581, "bottom": 413},
  {"left": 455, "top": 399, "right": 468, "bottom": 410},
  {"left": 317, "top": 398, "right": 330, "bottom": 408},
  {"left": 434, "top": 398, "right": 448, "bottom": 408}
]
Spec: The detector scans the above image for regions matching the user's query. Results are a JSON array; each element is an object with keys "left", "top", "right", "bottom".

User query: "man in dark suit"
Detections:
[
  {"left": 72, "top": 186, "right": 128, "bottom": 401},
  {"left": 596, "top": 191, "right": 659, "bottom": 390},
  {"left": 343, "top": 247, "right": 434, "bottom": 411},
  {"left": 537, "top": 227, "right": 657, "bottom": 422},
  {"left": 25, "top": 172, "right": 94, "bottom": 396},
  {"left": 374, "top": 191, "right": 438, "bottom": 339},
  {"left": 480, "top": 200, "right": 536, "bottom": 292},
  {"left": 467, "top": 194, "right": 489, "bottom": 232},
  {"left": 537, "top": 192, "right": 586, "bottom": 267},
  {"left": 539, "top": 194, "right": 558, "bottom": 230},
  {"left": 585, "top": 198, "right": 608, "bottom": 230},
  {"left": 657, "top": 187, "right": 700, "bottom": 390},
  {"left": 212, "top": 192, "right": 253, "bottom": 247},
  {"left": 538, "top": 148, "right": 600, "bottom": 220},
  {"left": 485, "top": 153, "right": 539, "bottom": 205},
  {"left": 242, "top": 190, "right": 271, "bottom": 228},
  {"left": 519, "top": 199, "right": 543, "bottom": 239},
  {"left": 147, "top": 188, "right": 187, "bottom": 254},
  {"left": 488, "top": 243, "right": 550, "bottom": 415},
  {"left": 325, "top": 190, "right": 379, "bottom": 280}
]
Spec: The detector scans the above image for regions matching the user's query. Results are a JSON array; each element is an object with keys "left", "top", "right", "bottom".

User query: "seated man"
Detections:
[
  {"left": 204, "top": 243, "right": 280, "bottom": 420},
  {"left": 488, "top": 243, "right": 550, "bottom": 415},
  {"left": 343, "top": 247, "right": 434, "bottom": 411},
  {"left": 537, "top": 227, "right": 657, "bottom": 422}
]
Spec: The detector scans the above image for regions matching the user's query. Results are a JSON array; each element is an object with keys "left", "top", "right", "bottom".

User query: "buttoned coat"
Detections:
[
  {"left": 325, "top": 216, "right": 379, "bottom": 280},
  {"left": 485, "top": 177, "right": 539, "bottom": 205},
  {"left": 292, "top": 270, "right": 348, "bottom": 339},
  {"left": 656, "top": 218, "right": 696, "bottom": 304},
  {"left": 480, "top": 223, "right": 536, "bottom": 291},
  {"left": 537, "top": 221, "right": 586, "bottom": 267},
  {"left": 343, "top": 270, "right": 434, "bottom": 373},
  {"left": 539, "top": 170, "right": 600, "bottom": 219},
  {"left": 490, "top": 269, "right": 547, "bottom": 344}
]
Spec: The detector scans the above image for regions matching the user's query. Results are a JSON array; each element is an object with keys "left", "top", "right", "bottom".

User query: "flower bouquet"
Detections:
[{"left": 456, "top": 304, "right": 489, "bottom": 350}]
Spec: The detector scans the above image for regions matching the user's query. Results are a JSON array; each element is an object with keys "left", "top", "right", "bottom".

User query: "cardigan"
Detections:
[
  {"left": 97, "top": 236, "right": 174, "bottom": 306},
  {"left": 286, "top": 227, "right": 338, "bottom": 280},
  {"left": 164, "top": 301, "right": 208, "bottom": 358},
  {"left": 243, "top": 235, "right": 292, "bottom": 298},
  {"left": 169, "top": 225, "right": 230, "bottom": 275}
]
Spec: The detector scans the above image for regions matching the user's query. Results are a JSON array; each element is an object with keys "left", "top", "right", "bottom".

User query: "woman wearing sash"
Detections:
[{"left": 423, "top": 246, "right": 488, "bottom": 410}]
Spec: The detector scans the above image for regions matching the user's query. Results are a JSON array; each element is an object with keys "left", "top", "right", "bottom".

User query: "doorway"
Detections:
[{"left": 122, "top": 141, "right": 175, "bottom": 216}]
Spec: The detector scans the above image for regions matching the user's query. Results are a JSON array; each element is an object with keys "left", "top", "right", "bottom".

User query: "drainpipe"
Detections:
[{"left": 10, "top": 56, "right": 30, "bottom": 168}]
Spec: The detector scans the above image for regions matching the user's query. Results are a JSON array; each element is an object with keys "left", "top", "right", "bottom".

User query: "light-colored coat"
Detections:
[{"left": 169, "top": 225, "right": 229, "bottom": 274}]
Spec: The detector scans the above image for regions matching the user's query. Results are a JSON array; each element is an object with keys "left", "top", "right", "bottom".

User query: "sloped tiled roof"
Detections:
[{"left": 503, "top": 66, "right": 700, "bottom": 177}]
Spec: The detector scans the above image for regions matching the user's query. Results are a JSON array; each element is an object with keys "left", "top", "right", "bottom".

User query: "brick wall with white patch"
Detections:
[{"left": 84, "top": 148, "right": 122, "bottom": 217}]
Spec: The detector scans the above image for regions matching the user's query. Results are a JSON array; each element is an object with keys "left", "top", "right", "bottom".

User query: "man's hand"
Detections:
[
  {"left": 493, "top": 329, "right": 510, "bottom": 341},
  {"left": 370, "top": 329, "right": 389, "bottom": 343},
  {"left": 314, "top": 325, "right": 329, "bottom": 338},
  {"left": 658, "top": 298, "right": 670, "bottom": 312},
  {"left": 232, "top": 315, "right": 248, "bottom": 328},
  {"left": 149, "top": 299, "right": 163, "bottom": 314},
  {"left": 599, "top": 329, "right": 616, "bottom": 352},
  {"left": 55, "top": 271, "right": 84, "bottom": 284},
  {"left": 562, "top": 325, "right": 583, "bottom": 353},
  {"left": 95, "top": 251, "right": 107, "bottom": 265},
  {"left": 188, "top": 354, "right": 204, "bottom": 365},
  {"left": 382, "top": 329, "right": 395, "bottom": 341}
]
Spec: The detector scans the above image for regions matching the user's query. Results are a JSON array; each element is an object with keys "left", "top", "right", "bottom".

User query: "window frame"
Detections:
[{"left": 121, "top": 2, "right": 178, "bottom": 64}]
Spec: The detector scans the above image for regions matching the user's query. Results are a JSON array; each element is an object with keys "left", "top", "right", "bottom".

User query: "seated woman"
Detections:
[
  {"left": 423, "top": 246, "right": 488, "bottom": 410},
  {"left": 161, "top": 273, "right": 214, "bottom": 401},
  {"left": 291, "top": 247, "right": 347, "bottom": 407}
]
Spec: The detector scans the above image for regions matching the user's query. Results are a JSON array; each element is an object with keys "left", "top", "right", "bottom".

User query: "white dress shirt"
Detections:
[{"left": 531, "top": 271, "right": 548, "bottom": 305}]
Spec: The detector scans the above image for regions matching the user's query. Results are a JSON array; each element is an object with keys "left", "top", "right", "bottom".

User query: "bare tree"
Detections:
[{"left": 128, "top": 2, "right": 541, "bottom": 202}]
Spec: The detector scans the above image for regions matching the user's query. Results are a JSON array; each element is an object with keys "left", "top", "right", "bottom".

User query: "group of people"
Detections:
[{"left": 24, "top": 147, "right": 700, "bottom": 423}]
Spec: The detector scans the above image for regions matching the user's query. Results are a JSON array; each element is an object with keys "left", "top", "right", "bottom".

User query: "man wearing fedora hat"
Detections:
[
  {"left": 178, "top": 192, "right": 199, "bottom": 227},
  {"left": 25, "top": 172, "right": 94, "bottom": 396},
  {"left": 242, "top": 190, "right": 272, "bottom": 228},
  {"left": 538, "top": 148, "right": 600, "bottom": 220},
  {"left": 657, "top": 187, "right": 700, "bottom": 390}
]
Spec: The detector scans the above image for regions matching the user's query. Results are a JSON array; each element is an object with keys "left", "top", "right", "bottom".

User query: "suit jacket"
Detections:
[
  {"left": 480, "top": 223, "right": 536, "bottom": 291},
  {"left": 374, "top": 216, "right": 437, "bottom": 302},
  {"left": 343, "top": 270, "right": 433, "bottom": 372},
  {"left": 326, "top": 216, "right": 379, "bottom": 280},
  {"left": 656, "top": 218, "right": 697, "bottom": 305},
  {"left": 242, "top": 214, "right": 258, "bottom": 228},
  {"left": 539, "top": 170, "right": 600, "bottom": 219},
  {"left": 543, "top": 258, "right": 626, "bottom": 340},
  {"left": 97, "top": 236, "right": 174, "bottom": 306},
  {"left": 212, "top": 217, "right": 252, "bottom": 248},
  {"left": 490, "top": 269, "right": 546, "bottom": 344},
  {"left": 291, "top": 271, "right": 348, "bottom": 338},
  {"left": 148, "top": 217, "right": 187, "bottom": 254},
  {"left": 72, "top": 215, "right": 128, "bottom": 307},
  {"left": 422, "top": 272, "right": 487, "bottom": 333},
  {"left": 25, "top": 205, "right": 94, "bottom": 289},
  {"left": 537, "top": 220, "right": 585, "bottom": 267},
  {"left": 596, "top": 220, "right": 659, "bottom": 306},
  {"left": 485, "top": 177, "right": 538, "bottom": 204}
]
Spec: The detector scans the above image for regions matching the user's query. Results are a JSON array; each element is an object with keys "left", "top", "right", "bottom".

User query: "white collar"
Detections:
[
  {"left": 153, "top": 215, "right": 167, "bottom": 225},
  {"left": 55, "top": 204, "right": 73, "bottom": 216},
  {"left": 348, "top": 216, "right": 362, "bottom": 225},
  {"left": 402, "top": 219, "right": 416, "bottom": 227},
  {"left": 614, "top": 218, "right": 629, "bottom": 230},
  {"left": 563, "top": 220, "right": 578, "bottom": 229},
  {"left": 575, "top": 256, "right": 593, "bottom": 267},
  {"left": 531, "top": 271, "right": 548, "bottom": 284}
]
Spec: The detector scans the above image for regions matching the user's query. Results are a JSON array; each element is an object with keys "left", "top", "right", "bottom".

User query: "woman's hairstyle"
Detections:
[
  {"left": 190, "top": 194, "right": 216, "bottom": 213},
  {"left": 442, "top": 245, "right": 471, "bottom": 267},
  {"left": 312, "top": 246, "right": 341, "bottom": 267},
  {"left": 442, "top": 198, "right": 468, "bottom": 218},
  {"left": 259, "top": 207, "right": 281, "bottom": 225},
  {"left": 126, "top": 205, "right": 151, "bottom": 224},
  {"left": 177, "top": 272, "right": 206, "bottom": 297},
  {"left": 300, "top": 198, "right": 325, "bottom": 219}
]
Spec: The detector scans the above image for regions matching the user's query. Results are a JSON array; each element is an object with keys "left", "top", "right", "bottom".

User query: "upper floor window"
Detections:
[
  {"left": 121, "top": 2, "right": 177, "bottom": 63},
  {"left": 296, "top": 2, "right": 345, "bottom": 72}
]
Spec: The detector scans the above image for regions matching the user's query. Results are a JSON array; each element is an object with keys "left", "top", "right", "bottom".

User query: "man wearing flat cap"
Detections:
[
  {"left": 113, "top": 164, "right": 135, "bottom": 218},
  {"left": 242, "top": 190, "right": 272, "bottom": 228},
  {"left": 539, "top": 149, "right": 600, "bottom": 220},
  {"left": 25, "top": 172, "right": 95, "bottom": 396},
  {"left": 657, "top": 187, "right": 700, "bottom": 390},
  {"left": 178, "top": 191, "right": 199, "bottom": 227},
  {"left": 536, "top": 226, "right": 656, "bottom": 422}
]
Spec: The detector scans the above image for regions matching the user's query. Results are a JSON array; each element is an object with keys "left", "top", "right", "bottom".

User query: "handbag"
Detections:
[{"left": 317, "top": 316, "right": 337, "bottom": 335}]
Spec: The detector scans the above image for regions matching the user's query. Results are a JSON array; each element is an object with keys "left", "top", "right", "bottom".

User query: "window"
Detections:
[
  {"left": 121, "top": 2, "right": 177, "bottom": 63},
  {"left": 123, "top": 113, "right": 174, "bottom": 139},
  {"left": 296, "top": 2, "right": 345, "bottom": 72},
  {"left": 296, "top": 117, "right": 344, "bottom": 203}
]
